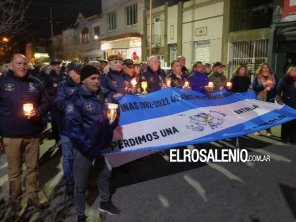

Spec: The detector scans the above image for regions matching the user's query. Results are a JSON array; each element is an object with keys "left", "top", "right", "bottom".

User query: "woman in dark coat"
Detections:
[
  {"left": 230, "top": 65, "right": 251, "bottom": 93},
  {"left": 276, "top": 66, "right": 296, "bottom": 144}
]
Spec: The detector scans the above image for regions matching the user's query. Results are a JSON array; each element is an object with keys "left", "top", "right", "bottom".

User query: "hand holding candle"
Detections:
[
  {"left": 205, "top": 82, "right": 214, "bottom": 92},
  {"left": 166, "top": 78, "right": 171, "bottom": 87},
  {"left": 107, "top": 103, "right": 118, "bottom": 123},
  {"left": 183, "top": 81, "right": 190, "bottom": 89},
  {"left": 23, "top": 103, "right": 34, "bottom": 119},
  {"left": 131, "top": 78, "right": 137, "bottom": 87}
]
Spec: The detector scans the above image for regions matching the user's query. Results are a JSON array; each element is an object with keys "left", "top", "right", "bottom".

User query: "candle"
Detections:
[
  {"left": 107, "top": 103, "right": 118, "bottom": 122},
  {"left": 226, "top": 82, "right": 232, "bottom": 89},
  {"left": 208, "top": 82, "right": 214, "bottom": 87},
  {"left": 131, "top": 78, "right": 137, "bottom": 87},
  {"left": 23, "top": 103, "right": 33, "bottom": 117},
  {"left": 141, "top": 81, "right": 148, "bottom": 94},
  {"left": 184, "top": 81, "right": 189, "bottom": 87},
  {"left": 166, "top": 79, "right": 171, "bottom": 87}
]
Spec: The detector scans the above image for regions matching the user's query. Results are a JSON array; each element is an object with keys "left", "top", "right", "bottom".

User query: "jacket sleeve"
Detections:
[
  {"left": 54, "top": 84, "right": 67, "bottom": 112},
  {"left": 275, "top": 78, "right": 285, "bottom": 104},
  {"left": 252, "top": 77, "right": 265, "bottom": 93},
  {"left": 37, "top": 83, "right": 51, "bottom": 117}
]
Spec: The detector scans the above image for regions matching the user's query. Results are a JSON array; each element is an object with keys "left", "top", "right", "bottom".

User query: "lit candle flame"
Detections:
[{"left": 23, "top": 103, "right": 33, "bottom": 116}]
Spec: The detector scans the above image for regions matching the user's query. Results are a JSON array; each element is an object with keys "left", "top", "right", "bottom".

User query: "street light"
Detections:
[{"left": 2, "top": 37, "right": 9, "bottom": 42}]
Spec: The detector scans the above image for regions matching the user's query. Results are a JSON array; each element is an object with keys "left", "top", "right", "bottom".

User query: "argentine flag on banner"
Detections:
[{"left": 104, "top": 88, "right": 296, "bottom": 168}]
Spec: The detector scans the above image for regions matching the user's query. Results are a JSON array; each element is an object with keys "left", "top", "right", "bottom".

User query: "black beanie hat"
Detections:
[{"left": 80, "top": 65, "right": 99, "bottom": 81}]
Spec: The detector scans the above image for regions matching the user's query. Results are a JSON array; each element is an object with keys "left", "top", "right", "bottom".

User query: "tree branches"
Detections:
[{"left": 0, "top": 0, "right": 30, "bottom": 37}]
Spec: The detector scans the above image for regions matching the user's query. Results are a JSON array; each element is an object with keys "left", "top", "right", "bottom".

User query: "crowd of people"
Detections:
[{"left": 0, "top": 53, "right": 296, "bottom": 221}]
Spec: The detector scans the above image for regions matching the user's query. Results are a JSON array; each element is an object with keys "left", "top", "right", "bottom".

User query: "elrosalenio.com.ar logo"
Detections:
[{"left": 169, "top": 148, "right": 271, "bottom": 163}]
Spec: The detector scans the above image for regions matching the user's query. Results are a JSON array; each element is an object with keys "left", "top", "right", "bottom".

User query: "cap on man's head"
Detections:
[
  {"left": 107, "top": 54, "right": 123, "bottom": 62},
  {"left": 50, "top": 59, "right": 61, "bottom": 66},
  {"left": 122, "top": 59, "right": 134, "bottom": 67},
  {"left": 67, "top": 62, "right": 82, "bottom": 73},
  {"left": 213, "top": 61, "right": 225, "bottom": 68},
  {"left": 204, "top": 63, "right": 211, "bottom": 67},
  {"left": 98, "top": 59, "right": 108, "bottom": 64},
  {"left": 80, "top": 65, "right": 100, "bottom": 81}
]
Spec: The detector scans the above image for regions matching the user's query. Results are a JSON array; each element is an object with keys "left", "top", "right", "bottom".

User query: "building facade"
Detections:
[
  {"left": 53, "top": 13, "right": 103, "bottom": 62},
  {"left": 100, "top": 0, "right": 146, "bottom": 61},
  {"left": 269, "top": 0, "right": 296, "bottom": 77}
]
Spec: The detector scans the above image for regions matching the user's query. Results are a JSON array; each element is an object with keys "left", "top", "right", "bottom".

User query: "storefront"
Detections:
[{"left": 100, "top": 33, "right": 143, "bottom": 61}]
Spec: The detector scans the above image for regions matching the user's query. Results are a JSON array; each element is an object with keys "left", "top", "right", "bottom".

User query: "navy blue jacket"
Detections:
[
  {"left": 64, "top": 85, "right": 118, "bottom": 160},
  {"left": 100, "top": 69, "right": 131, "bottom": 101},
  {"left": 44, "top": 70, "right": 68, "bottom": 100},
  {"left": 0, "top": 70, "right": 50, "bottom": 137},
  {"left": 188, "top": 71, "right": 209, "bottom": 92},
  {"left": 54, "top": 77, "right": 78, "bottom": 135},
  {"left": 140, "top": 66, "right": 166, "bottom": 93}
]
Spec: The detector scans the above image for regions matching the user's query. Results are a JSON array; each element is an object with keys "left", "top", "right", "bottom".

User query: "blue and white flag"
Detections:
[{"left": 105, "top": 88, "right": 296, "bottom": 168}]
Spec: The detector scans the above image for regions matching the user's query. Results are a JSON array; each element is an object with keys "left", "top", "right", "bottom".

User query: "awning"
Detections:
[
  {"left": 276, "top": 22, "right": 296, "bottom": 52},
  {"left": 99, "top": 33, "right": 142, "bottom": 43}
]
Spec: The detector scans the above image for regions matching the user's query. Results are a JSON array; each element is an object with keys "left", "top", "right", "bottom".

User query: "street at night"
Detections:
[{"left": 1, "top": 126, "right": 296, "bottom": 222}]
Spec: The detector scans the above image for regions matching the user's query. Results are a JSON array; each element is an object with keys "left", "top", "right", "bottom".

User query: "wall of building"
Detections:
[
  {"left": 182, "top": 0, "right": 224, "bottom": 66},
  {"left": 101, "top": 0, "right": 145, "bottom": 38}
]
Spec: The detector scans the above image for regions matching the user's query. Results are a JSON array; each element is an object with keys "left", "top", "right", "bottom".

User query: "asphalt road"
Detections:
[{"left": 0, "top": 126, "right": 296, "bottom": 222}]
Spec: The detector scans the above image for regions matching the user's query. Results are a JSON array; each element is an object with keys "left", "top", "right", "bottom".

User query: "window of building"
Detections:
[
  {"left": 195, "top": 40, "right": 210, "bottom": 64},
  {"left": 93, "top": 26, "right": 100, "bottom": 39},
  {"left": 107, "top": 11, "right": 117, "bottom": 31},
  {"left": 81, "top": 27, "right": 89, "bottom": 44},
  {"left": 125, "top": 3, "right": 138, "bottom": 26}
]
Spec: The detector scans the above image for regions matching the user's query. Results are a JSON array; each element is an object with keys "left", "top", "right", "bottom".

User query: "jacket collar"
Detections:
[{"left": 6, "top": 70, "right": 31, "bottom": 82}]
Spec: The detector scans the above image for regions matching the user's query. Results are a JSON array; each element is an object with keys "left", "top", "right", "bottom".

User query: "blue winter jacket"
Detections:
[
  {"left": 0, "top": 70, "right": 50, "bottom": 137},
  {"left": 54, "top": 77, "right": 78, "bottom": 135},
  {"left": 188, "top": 71, "right": 209, "bottom": 92},
  {"left": 64, "top": 85, "right": 118, "bottom": 160},
  {"left": 100, "top": 69, "right": 131, "bottom": 101}
]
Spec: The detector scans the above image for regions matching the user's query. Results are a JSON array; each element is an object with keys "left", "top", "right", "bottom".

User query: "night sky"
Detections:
[{"left": 16, "top": 0, "right": 101, "bottom": 45}]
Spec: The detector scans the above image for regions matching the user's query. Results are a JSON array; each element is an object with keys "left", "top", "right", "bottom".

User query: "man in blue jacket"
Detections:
[
  {"left": 0, "top": 54, "right": 50, "bottom": 216},
  {"left": 64, "top": 65, "right": 120, "bottom": 222},
  {"left": 100, "top": 55, "right": 133, "bottom": 101},
  {"left": 54, "top": 62, "right": 81, "bottom": 196}
]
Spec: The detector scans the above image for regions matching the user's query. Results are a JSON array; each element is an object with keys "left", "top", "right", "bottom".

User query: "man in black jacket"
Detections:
[{"left": 0, "top": 54, "right": 50, "bottom": 216}]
